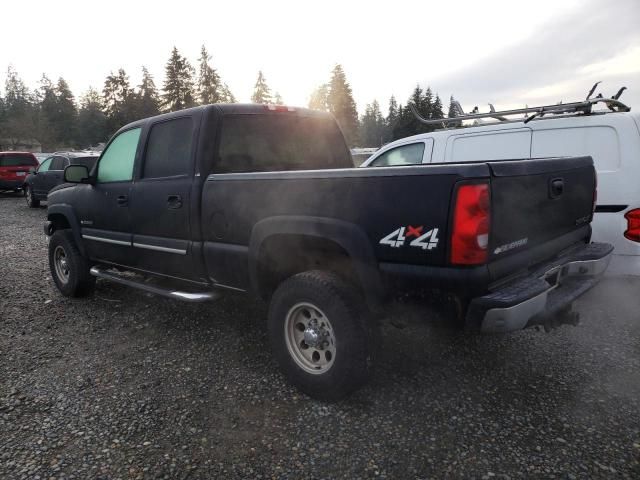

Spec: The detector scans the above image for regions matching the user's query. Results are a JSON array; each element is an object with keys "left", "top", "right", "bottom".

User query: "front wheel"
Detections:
[
  {"left": 25, "top": 186, "right": 39, "bottom": 208},
  {"left": 268, "top": 270, "right": 375, "bottom": 401},
  {"left": 48, "top": 230, "right": 95, "bottom": 297}
]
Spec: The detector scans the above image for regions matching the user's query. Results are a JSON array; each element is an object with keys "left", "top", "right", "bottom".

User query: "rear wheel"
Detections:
[
  {"left": 25, "top": 186, "right": 39, "bottom": 208},
  {"left": 268, "top": 270, "right": 375, "bottom": 401},
  {"left": 48, "top": 230, "right": 95, "bottom": 297}
]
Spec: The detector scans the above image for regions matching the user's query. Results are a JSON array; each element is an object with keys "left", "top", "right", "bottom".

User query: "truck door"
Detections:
[
  {"left": 75, "top": 127, "right": 141, "bottom": 266},
  {"left": 129, "top": 116, "right": 197, "bottom": 280}
]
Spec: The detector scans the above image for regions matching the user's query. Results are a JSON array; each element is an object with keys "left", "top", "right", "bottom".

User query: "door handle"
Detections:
[
  {"left": 167, "top": 195, "right": 183, "bottom": 209},
  {"left": 116, "top": 195, "right": 128, "bottom": 207}
]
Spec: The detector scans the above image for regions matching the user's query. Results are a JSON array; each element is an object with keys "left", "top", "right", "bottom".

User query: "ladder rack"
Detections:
[{"left": 411, "top": 84, "right": 631, "bottom": 127}]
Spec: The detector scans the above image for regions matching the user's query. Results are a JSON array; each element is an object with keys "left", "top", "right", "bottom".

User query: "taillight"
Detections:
[
  {"left": 624, "top": 208, "right": 640, "bottom": 242},
  {"left": 451, "top": 183, "right": 491, "bottom": 265}
]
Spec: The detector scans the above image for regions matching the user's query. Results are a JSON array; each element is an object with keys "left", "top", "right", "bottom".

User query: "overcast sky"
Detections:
[{"left": 2, "top": 0, "right": 638, "bottom": 114}]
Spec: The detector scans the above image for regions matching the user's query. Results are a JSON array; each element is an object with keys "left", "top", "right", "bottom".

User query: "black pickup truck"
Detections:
[{"left": 45, "top": 104, "right": 612, "bottom": 400}]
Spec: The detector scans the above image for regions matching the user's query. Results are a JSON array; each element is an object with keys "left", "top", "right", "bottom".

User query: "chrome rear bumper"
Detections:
[{"left": 467, "top": 242, "right": 613, "bottom": 333}]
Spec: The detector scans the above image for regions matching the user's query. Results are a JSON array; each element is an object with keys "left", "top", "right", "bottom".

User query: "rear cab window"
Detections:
[
  {"left": 215, "top": 114, "right": 351, "bottom": 173},
  {"left": 142, "top": 117, "right": 193, "bottom": 178}
]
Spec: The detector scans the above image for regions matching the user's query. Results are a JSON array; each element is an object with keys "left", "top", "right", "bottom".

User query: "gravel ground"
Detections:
[{"left": 1, "top": 193, "right": 640, "bottom": 479}]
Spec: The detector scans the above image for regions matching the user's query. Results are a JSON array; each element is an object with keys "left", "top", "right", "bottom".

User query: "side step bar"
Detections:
[{"left": 90, "top": 266, "right": 220, "bottom": 303}]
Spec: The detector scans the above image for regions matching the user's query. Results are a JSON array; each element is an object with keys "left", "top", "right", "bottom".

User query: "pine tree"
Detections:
[
  {"left": 431, "top": 94, "right": 444, "bottom": 123},
  {"left": 103, "top": 68, "right": 135, "bottom": 134},
  {"left": 220, "top": 83, "right": 236, "bottom": 103},
  {"left": 136, "top": 66, "right": 160, "bottom": 118},
  {"left": 273, "top": 92, "right": 283, "bottom": 104},
  {"left": 162, "top": 47, "right": 196, "bottom": 112},
  {"left": 51, "top": 78, "right": 77, "bottom": 146},
  {"left": 358, "top": 100, "right": 386, "bottom": 147},
  {"left": 196, "top": 45, "right": 222, "bottom": 105},
  {"left": 2, "top": 66, "right": 36, "bottom": 148},
  {"left": 384, "top": 95, "right": 399, "bottom": 143},
  {"left": 77, "top": 88, "right": 108, "bottom": 147},
  {"left": 251, "top": 71, "right": 272, "bottom": 104},
  {"left": 36, "top": 74, "right": 58, "bottom": 148},
  {"left": 447, "top": 96, "right": 462, "bottom": 128},
  {"left": 308, "top": 84, "right": 329, "bottom": 111},
  {"left": 327, "top": 65, "right": 359, "bottom": 147}
]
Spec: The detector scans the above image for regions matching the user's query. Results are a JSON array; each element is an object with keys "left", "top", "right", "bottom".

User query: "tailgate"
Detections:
[{"left": 489, "top": 156, "right": 595, "bottom": 264}]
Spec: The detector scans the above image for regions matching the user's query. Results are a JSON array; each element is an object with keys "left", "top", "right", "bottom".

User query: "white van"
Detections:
[{"left": 361, "top": 101, "right": 640, "bottom": 275}]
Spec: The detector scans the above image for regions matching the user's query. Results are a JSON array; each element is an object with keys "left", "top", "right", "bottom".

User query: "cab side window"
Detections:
[
  {"left": 38, "top": 157, "right": 53, "bottom": 172},
  {"left": 97, "top": 128, "right": 142, "bottom": 183},
  {"left": 142, "top": 117, "right": 193, "bottom": 178},
  {"left": 370, "top": 142, "right": 426, "bottom": 167}
]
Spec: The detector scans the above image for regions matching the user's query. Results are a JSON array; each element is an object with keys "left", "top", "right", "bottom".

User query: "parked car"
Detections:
[
  {"left": 44, "top": 104, "right": 611, "bottom": 400},
  {"left": 24, "top": 151, "right": 99, "bottom": 207},
  {"left": 361, "top": 96, "right": 640, "bottom": 276},
  {"left": 0, "top": 152, "right": 39, "bottom": 193}
]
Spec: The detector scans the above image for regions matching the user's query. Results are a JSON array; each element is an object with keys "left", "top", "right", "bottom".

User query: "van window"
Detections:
[
  {"left": 97, "top": 128, "right": 141, "bottom": 183},
  {"left": 531, "top": 126, "right": 620, "bottom": 172},
  {"left": 143, "top": 117, "right": 193, "bottom": 178},
  {"left": 447, "top": 130, "right": 531, "bottom": 162},
  {"left": 370, "top": 142, "right": 427, "bottom": 167}
]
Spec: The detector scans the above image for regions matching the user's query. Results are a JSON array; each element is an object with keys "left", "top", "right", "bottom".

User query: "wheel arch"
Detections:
[
  {"left": 47, "top": 204, "right": 86, "bottom": 256},
  {"left": 249, "top": 216, "right": 384, "bottom": 310}
]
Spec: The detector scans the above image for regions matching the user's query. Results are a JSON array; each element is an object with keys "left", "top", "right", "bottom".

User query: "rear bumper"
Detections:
[
  {"left": 466, "top": 242, "right": 613, "bottom": 333},
  {"left": 0, "top": 179, "right": 24, "bottom": 189}
]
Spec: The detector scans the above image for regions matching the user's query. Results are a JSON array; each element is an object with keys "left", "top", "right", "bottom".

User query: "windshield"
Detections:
[
  {"left": 0, "top": 154, "right": 37, "bottom": 167},
  {"left": 216, "top": 114, "right": 351, "bottom": 173}
]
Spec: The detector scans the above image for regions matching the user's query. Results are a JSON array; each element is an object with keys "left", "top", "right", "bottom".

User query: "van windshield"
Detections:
[{"left": 216, "top": 114, "right": 351, "bottom": 173}]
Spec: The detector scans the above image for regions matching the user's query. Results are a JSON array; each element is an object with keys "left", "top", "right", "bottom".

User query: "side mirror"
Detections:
[{"left": 64, "top": 165, "right": 91, "bottom": 184}]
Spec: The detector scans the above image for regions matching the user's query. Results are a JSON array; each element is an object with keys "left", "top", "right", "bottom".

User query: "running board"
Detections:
[{"left": 90, "top": 266, "right": 220, "bottom": 303}]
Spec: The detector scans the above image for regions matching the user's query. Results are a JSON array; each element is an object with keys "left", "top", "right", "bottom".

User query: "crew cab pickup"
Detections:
[{"left": 44, "top": 104, "right": 612, "bottom": 400}]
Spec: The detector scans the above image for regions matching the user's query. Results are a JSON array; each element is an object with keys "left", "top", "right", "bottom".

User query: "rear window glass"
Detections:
[
  {"left": 143, "top": 117, "right": 193, "bottom": 178},
  {"left": 215, "top": 114, "right": 351, "bottom": 173},
  {"left": 0, "top": 154, "right": 37, "bottom": 167},
  {"left": 50, "top": 157, "right": 68, "bottom": 170}
]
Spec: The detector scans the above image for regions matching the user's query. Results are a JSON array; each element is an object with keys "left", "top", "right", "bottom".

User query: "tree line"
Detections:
[{"left": 0, "top": 45, "right": 460, "bottom": 151}]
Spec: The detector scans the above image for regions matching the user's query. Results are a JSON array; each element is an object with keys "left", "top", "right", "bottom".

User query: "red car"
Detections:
[{"left": 0, "top": 152, "right": 39, "bottom": 192}]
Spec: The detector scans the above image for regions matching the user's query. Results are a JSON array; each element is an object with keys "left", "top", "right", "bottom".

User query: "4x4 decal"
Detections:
[{"left": 379, "top": 226, "right": 440, "bottom": 250}]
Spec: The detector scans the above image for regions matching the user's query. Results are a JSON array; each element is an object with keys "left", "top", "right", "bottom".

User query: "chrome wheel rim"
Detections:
[
  {"left": 25, "top": 187, "right": 31, "bottom": 205},
  {"left": 284, "top": 302, "right": 336, "bottom": 374},
  {"left": 54, "top": 246, "right": 70, "bottom": 284}
]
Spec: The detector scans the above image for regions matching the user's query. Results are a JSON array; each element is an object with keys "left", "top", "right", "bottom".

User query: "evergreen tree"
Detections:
[
  {"left": 384, "top": 95, "right": 399, "bottom": 143},
  {"left": 327, "top": 65, "right": 359, "bottom": 147},
  {"left": 52, "top": 78, "right": 77, "bottom": 146},
  {"left": 273, "top": 92, "right": 283, "bottom": 104},
  {"left": 196, "top": 45, "right": 222, "bottom": 105},
  {"left": 162, "top": 47, "right": 196, "bottom": 112},
  {"left": 359, "top": 100, "right": 385, "bottom": 147},
  {"left": 447, "top": 96, "right": 462, "bottom": 128},
  {"left": 77, "top": 88, "right": 108, "bottom": 147},
  {"left": 36, "top": 74, "right": 58, "bottom": 148},
  {"left": 2, "top": 66, "right": 36, "bottom": 147},
  {"left": 103, "top": 68, "right": 136, "bottom": 133},
  {"left": 136, "top": 66, "right": 160, "bottom": 118},
  {"left": 431, "top": 94, "right": 444, "bottom": 123},
  {"left": 308, "top": 84, "right": 329, "bottom": 111},
  {"left": 220, "top": 83, "right": 236, "bottom": 103},
  {"left": 251, "top": 71, "right": 272, "bottom": 104}
]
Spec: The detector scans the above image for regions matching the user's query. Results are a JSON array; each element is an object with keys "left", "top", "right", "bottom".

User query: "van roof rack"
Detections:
[{"left": 411, "top": 83, "right": 631, "bottom": 128}]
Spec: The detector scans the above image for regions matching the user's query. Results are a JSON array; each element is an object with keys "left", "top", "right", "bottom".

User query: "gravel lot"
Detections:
[{"left": 1, "top": 193, "right": 640, "bottom": 479}]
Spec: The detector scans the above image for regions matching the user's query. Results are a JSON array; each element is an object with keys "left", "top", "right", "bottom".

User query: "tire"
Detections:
[
  {"left": 268, "top": 270, "right": 376, "bottom": 401},
  {"left": 25, "top": 186, "right": 39, "bottom": 208},
  {"left": 48, "top": 230, "right": 95, "bottom": 297}
]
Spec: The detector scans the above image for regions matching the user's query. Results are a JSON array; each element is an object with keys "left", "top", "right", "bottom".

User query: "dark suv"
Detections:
[{"left": 24, "top": 152, "right": 99, "bottom": 207}]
